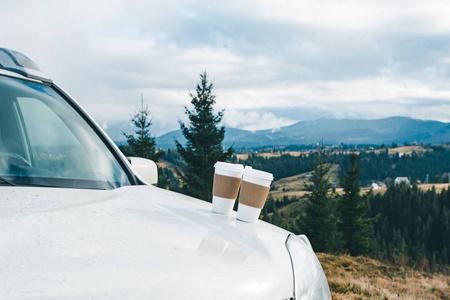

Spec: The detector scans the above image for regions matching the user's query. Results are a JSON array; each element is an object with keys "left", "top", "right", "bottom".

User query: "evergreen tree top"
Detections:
[
  {"left": 123, "top": 96, "right": 162, "bottom": 162},
  {"left": 175, "top": 71, "right": 233, "bottom": 201}
]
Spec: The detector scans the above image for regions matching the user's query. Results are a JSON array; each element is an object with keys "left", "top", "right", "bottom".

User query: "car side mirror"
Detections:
[{"left": 128, "top": 157, "right": 158, "bottom": 185}]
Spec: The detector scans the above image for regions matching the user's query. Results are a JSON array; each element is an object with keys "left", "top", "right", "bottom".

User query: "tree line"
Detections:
[
  {"left": 346, "top": 147, "right": 450, "bottom": 184},
  {"left": 236, "top": 146, "right": 450, "bottom": 185}
]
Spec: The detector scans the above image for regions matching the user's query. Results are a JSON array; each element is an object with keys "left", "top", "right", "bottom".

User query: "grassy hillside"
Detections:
[
  {"left": 269, "top": 161, "right": 450, "bottom": 201},
  {"left": 318, "top": 253, "right": 450, "bottom": 299},
  {"left": 269, "top": 164, "right": 340, "bottom": 200}
]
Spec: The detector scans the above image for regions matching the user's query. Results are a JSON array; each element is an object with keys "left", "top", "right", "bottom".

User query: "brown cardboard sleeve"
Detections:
[
  {"left": 238, "top": 181, "right": 270, "bottom": 209},
  {"left": 213, "top": 174, "right": 242, "bottom": 199}
]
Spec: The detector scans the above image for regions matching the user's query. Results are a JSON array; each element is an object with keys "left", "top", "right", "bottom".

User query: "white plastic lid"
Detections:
[
  {"left": 214, "top": 162, "right": 244, "bottom": 172},
  {"left": 242, "top": 167, "right": 273, "bottom": 187},
  {"left": 214, "top": 162, "right": 244, "bottom": 178},
  {"left": 244, "top": 167, "right": 273, "bottom": 180}
]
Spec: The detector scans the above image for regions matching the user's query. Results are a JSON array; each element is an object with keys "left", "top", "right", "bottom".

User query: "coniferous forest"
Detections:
[
  {"left": 236, "top": 146, "right": 450, "bottom": 270},
  {"left": 369, "top": 183, "right": 450, "bottom": 269},
  {"left": 346, "top": 146, "right": 450, "bottom": 184},
  {"left": 261, "top": 181, "right": 450, "bottom": 271}
]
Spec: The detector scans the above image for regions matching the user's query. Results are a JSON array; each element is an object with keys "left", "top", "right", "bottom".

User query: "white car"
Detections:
[{"left": 0, "top": 48, "right": 331, "bottom": 299}]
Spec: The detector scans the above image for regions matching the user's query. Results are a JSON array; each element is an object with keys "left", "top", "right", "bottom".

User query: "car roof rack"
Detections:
[{"left": 0, "top": 48, "right": 52, "bottom": 83}]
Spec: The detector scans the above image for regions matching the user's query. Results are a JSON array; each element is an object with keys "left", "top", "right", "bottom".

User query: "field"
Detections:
[
  {"left": 235, "top": 145, "right": 432, "bottom": 161},
  {"left": 385, "top": 145, "right": 430, "bottom": 155},
  {"left": 235, "top": 151, "right": 304, "bottom": 160},
  {"left": 318, "top": 253, "right": 450, "bottom": 299}
]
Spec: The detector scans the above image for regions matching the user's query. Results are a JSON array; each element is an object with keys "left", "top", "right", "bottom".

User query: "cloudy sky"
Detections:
[{"left": 2, "top": 0, "right": 450, "bottom": 136}]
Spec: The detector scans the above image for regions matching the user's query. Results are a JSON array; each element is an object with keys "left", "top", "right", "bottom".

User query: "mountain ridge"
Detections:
[
  {"left": 106, "top": 116, "right": 450, "bottom": 149},
  {"left": 154, "top": 116, "right": 450, "bottom": 148}
]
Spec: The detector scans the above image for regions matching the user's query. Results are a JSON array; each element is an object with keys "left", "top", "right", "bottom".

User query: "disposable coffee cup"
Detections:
[
  {"left": 212, "top": 162, "right": 244, "bottom": 214},
  {"left": 237, "top": 167, "right": 274, "bottom": 223}
]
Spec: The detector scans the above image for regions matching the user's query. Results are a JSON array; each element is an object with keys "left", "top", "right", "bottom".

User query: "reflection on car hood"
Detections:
[{"left": 0, "top": 186, "right": 293, "bottom": 299}]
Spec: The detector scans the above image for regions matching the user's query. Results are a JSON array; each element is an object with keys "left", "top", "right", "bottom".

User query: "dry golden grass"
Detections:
[
  {"left": 371, "top": 145, "right": 431, "bottom": 155},
  {"left": 270, "top": 190, "right": 309, "bottom": 200},
  {"left": 419, "top": 183, "right": 450, "bottom": 193},
  {"left": 235, "top": 152, "right": 284, "bottom": 160},
  {"left": 259, "top": 152, "right": 282, "bottom": 158},
  {"left": 388, "top": 146, "right": 430, "bottom": 155},
  {"left": 270, "top": 188, "right": 348, "bottom": 200},
  {"left": 235, "top": 154, "right": 249, "bottom": 160},
  {"left": 235, "top": 151, "right": 305, "bottom": 161},
  {"left": 359, "top": 184, "right": 450, "bottom": 196},
  {"left": 274, "top": 184, "right": 450, "bottom": 199},
  {"left": 318, "top": 253, "right": 450, "bottom": 300},
  {"left": 282, "top": 151, "right": 304, "bottom": 157},
  {"left": 236, "top": 145, "right": 442, "bottom": 161}
]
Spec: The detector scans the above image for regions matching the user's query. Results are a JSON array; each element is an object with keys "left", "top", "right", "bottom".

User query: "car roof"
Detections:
[{"left": 0, "top": 48, "right": 52, "bottom": 83}]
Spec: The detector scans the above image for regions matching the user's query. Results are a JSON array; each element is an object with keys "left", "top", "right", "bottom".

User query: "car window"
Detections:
[
  {"left": 0, "top": 76, "right": 131, "bottom": 189},
  {"left": 17, "top": 97, "right": 95, "bottom": 178}
]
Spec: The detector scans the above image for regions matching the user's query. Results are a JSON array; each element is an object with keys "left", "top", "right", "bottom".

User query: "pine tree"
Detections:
[
  {"left": 298, "top": 144, "right": 341, "bottom": 253},
  {"left": 121, "top": 96, "right": 170, "bottom": 188},
  {"left": 123, "top": 95, "right": 162, "bottom": 162},
  {"left": 175, "top": 71, "right": 233, "bottom": 201},
  {"left": 339, "top": 153, "right": 375, "bottom": 256}
]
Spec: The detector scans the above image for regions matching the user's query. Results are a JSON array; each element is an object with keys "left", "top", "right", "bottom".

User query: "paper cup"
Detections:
[
  {"left": 237, "top": 167, "right": 273, "bottom": 223},
  {"left": 212, "top": 162, "right": 244, "bottom": 214}
]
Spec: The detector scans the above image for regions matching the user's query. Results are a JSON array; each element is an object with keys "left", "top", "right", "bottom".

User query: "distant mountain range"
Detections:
[{"left": 152, "top": 117, "right": 450, "bottom": 149}]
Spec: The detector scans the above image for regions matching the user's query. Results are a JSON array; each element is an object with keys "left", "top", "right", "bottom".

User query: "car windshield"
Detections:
[{"left": 0, "top": 76, "right": 131, "bottom": 189}]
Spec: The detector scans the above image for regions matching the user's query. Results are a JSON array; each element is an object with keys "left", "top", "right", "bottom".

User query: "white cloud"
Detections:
[
  {"left": 216, "top": 76, "right": 450, "bottom": 108},
  {"left": 249, "top": 0, "right": 450, "bottom": 34},
  {"left": 222, "top": 110, "right": 296, "bottom": 131}
]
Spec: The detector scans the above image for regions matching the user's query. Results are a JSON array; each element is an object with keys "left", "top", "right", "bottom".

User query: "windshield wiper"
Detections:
[{"left": 0, "top": 176, "right": 16, "bottom": 186}]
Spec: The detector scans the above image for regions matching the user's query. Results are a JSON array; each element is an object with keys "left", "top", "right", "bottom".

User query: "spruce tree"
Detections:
[
  {"left": 339, "top": 153, "right": 375, "bottom": 256},
  {"left": 123, "top": 96, "right": 162, "bottom": 162},
  {"left": 298, "top": 144, "right": 341, "bottom": 253},
  {"left": 121, "top": 96, "right": 174, "bottom": 189},
  {"left": 175, "top": 71, "right": 233, "bottom": 201}
]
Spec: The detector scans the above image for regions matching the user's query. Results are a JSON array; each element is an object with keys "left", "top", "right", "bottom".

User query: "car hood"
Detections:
[{"left": 0, "top": 185, "right": 294, "bottom": 299}]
